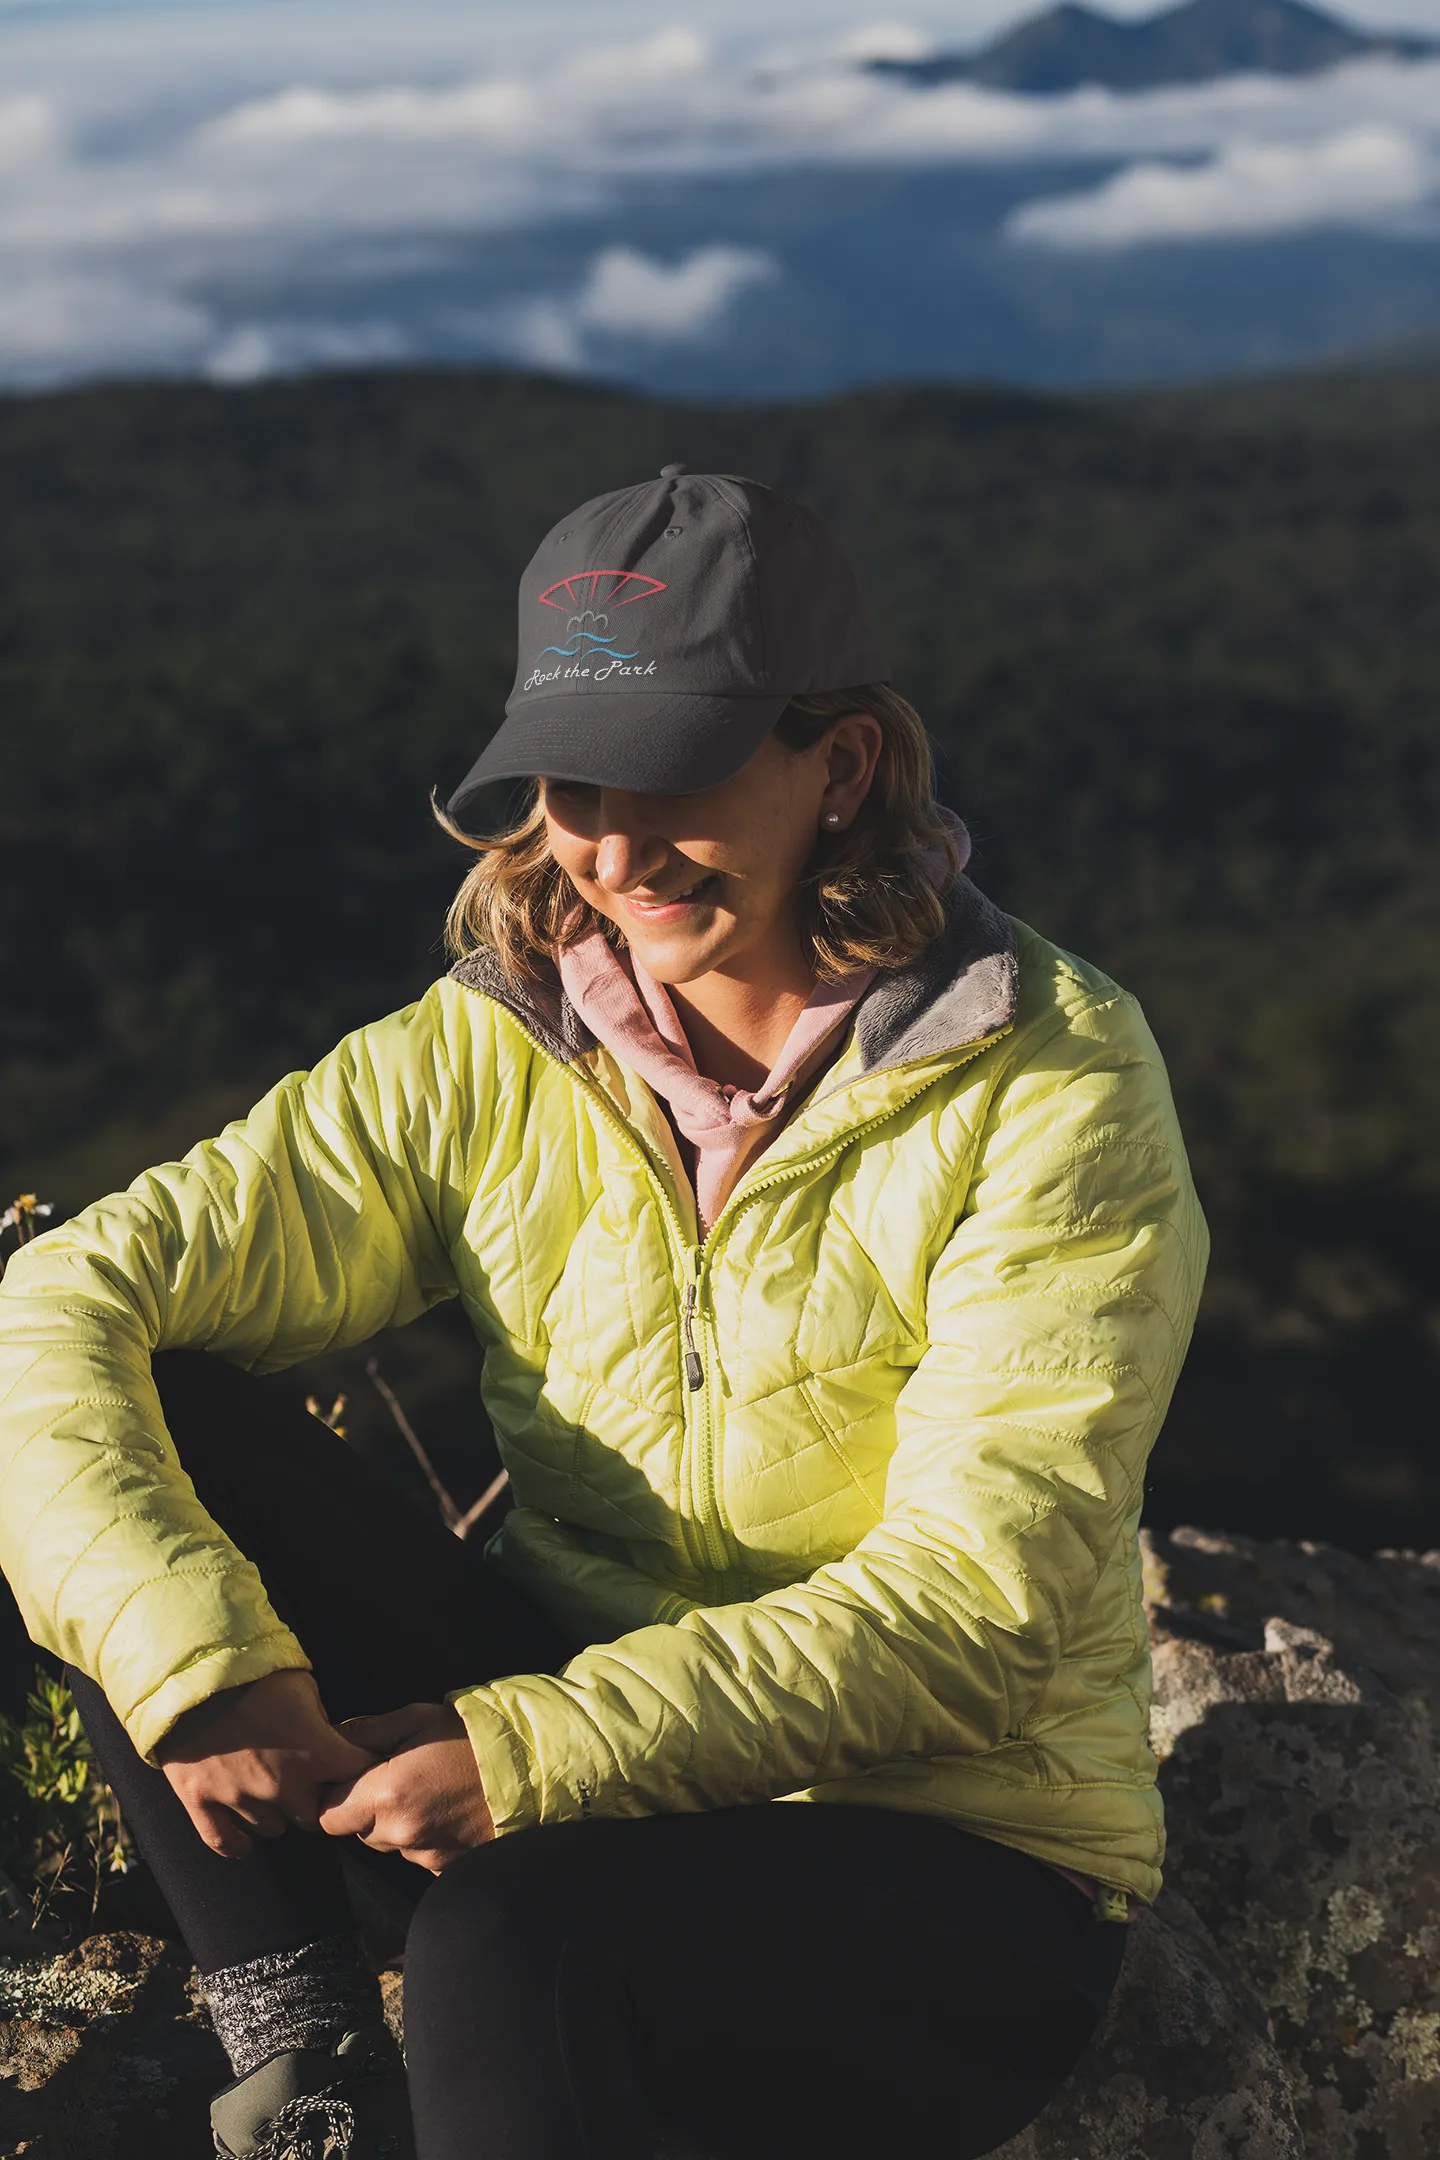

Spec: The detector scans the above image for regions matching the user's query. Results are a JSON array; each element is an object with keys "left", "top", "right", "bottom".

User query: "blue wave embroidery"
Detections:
[{"left": 539, "top": 635, "right": 640, "bottom": 659}]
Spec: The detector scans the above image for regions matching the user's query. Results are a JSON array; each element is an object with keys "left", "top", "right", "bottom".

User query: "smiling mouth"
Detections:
[{"left": 622, "top": 872, "right": 720, "bottom": 913}]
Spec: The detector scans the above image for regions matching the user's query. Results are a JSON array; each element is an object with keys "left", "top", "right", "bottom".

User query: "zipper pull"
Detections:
[{"left": 681, "top": 1273, "right": 703, "bottom": 1391}]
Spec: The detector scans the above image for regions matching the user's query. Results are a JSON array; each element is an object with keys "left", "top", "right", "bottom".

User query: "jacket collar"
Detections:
[
  {"left": 850, "top": 876, "right": 1017, "bottom": 1075},
  {"left": 449, "top": 875, "right": 1018, "bottom": 1081}
]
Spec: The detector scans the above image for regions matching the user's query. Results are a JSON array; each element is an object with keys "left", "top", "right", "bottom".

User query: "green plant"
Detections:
[
  {"left": 0, "top": 1668, "right": 128, "bottom": 1920},
  {"left": 0, "top": 1208, "right": 128, "bottom": 1922}
]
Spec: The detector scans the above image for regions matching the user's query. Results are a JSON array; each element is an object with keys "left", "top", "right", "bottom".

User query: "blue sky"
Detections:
[{"left": 3, "top": 0, "right": 1439, "bottom": 390}]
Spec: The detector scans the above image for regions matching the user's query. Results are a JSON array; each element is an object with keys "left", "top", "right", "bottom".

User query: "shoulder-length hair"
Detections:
[{"left": 435, "top": 683, "right": 960, "bottom": 987}]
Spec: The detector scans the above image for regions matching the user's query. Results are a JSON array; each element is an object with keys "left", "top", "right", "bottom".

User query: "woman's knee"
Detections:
[{"left": 406, "top": 1836, "right": 567, "bottom": 1991}]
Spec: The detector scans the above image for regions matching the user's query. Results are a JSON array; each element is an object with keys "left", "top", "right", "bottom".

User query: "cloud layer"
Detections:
[
  {"left": 1010, "top": 124, "right": 1437, "bottom": 248},
  {"left": 0, "top": 9, "right": 1437, "bottom": 386}
]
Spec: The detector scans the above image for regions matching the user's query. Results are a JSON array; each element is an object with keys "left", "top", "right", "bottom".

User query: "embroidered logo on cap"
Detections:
[{"left": 524, "top": 570, "right": 667, "bottom": 693}]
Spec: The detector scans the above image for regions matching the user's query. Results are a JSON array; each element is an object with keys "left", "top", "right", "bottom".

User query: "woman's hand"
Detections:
[
  {"left": 317, "top": 1702, "right": 494, "bottom": 1873},
  {"left": 154, "top": 1669, "right": 378, "bottom": 1858}
]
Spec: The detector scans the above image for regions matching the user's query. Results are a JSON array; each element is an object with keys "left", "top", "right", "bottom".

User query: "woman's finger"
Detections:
[
  {"left": 215, "top": 1787, "right": 292, "bottom": 1836},
  {"left": 338, "top": 1704, "right": 439, "bottom": 1753},
  {"left": 245, "top": 1803, "right": 299, "bottom": 1841},
  {"left": 316, "top": 1776, "right": 380, "bottom": 1841},
  {"left": 189, "top": 1799, "right": 253, "bottom": 1860},
  {"left": 359, "top": 1825, "right": 404, "bottom": 1855},
  {"left": 400, "top": 1843, "right": 455, "bottom": 1875}
]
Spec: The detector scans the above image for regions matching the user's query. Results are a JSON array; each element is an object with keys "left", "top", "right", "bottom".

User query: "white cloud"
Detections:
[
  {"left": 833, "top": 24, "right": 936, "bottom": 64},
  {"left": 201, "top": 77, "right": 540, "bottom": 150},
  {"left": 0, "top": 95, "right": 60, "bottom": 169},
  {"left": 204, "top": 317, "right": 411, "bottom": 383},
  {"left": 575, "top": 242, "right": 777, "bottom": 337},
  {"left": 0, "top": 270, "right": 208, "bottom": 379},
  {"left": 198, "top": 29, "right": 708, "bottom": 155},
  {"left": 557, "top": 25, "right": 711, "bottom": 86},
  {"left": 499, "top": 242, "right": 779, "bottom": 371},
  {"left": 501, "top": 297, "right": 587, "bottom": 375},
  {"left": 1008, "top": 125, "right": 1437, "bottom": 248}
]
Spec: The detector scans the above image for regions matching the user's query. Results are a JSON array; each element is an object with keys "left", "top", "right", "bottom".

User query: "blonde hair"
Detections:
[{"left": 435, "top": 684, "right": 960, "bottom": 987}]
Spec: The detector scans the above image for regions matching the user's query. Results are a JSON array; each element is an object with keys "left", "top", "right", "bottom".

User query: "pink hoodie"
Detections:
[{"left": 559, "top": 939, "right": 875, "bottom": 1230}]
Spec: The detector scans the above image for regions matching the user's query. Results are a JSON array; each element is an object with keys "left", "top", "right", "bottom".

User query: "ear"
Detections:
[{"left": 818, "top": 712, "right": 884, "bottom": 833}]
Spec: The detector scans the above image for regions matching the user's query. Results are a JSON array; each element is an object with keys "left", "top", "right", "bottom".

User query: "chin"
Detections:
[{"left": 627, "top": 928, "right": 738, "bottom": 985}]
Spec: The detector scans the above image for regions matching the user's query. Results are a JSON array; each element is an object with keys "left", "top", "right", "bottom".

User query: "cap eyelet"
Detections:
[{"left": 664, "top": 526, "right": 683, "bottom": 538}]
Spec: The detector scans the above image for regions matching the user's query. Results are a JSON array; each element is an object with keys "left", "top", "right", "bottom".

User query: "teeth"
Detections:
[{"left": 639, "top": 877, "right": 708, "bottom": 905}]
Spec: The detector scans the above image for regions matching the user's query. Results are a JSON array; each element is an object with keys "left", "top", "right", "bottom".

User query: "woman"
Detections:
[{"left": 0, "top": 466, "right": 1207, "bottom": 2160}]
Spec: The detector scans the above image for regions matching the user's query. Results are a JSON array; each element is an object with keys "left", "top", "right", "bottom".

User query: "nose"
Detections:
[{"left": 591, "top": 801, "right": 670, "bottom": 894}]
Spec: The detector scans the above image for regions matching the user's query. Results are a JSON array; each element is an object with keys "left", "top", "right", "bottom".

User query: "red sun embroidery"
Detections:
[{"left": 538, "top": 571, "right": 668, "bottom": 612}]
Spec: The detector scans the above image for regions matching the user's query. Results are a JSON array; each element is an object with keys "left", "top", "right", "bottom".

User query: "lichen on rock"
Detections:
[{"left": 0, "top": 1931, "right": 227, "bottom": 2156}]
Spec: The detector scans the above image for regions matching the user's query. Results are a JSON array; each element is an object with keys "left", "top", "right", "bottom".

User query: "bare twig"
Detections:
[
  {"left": 31, "top": 1842, "right": 72, "bottom": 1929},
  {"left": 456, "top": 1468, "right": 511, "bottom": 1538},
  {"left": 363, "top": 1359, "right": 510, "bottom": 1540},
  {"left": 365, "top": 1359, "right": 463, "bottom": 1533}
]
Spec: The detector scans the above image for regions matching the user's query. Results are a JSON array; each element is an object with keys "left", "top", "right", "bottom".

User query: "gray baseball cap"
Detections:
[{"left": 446, "top": 464, "right": 889, "bottom": 824}]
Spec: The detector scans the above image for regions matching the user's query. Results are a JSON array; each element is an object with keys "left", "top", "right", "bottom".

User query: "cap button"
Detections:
[{"left": 659, "top": 462, "right": 688, "bottom": 478}]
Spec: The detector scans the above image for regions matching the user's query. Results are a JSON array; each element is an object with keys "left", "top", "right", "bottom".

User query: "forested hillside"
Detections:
[{"left": 2, "top": 363, "right": 1437, "bottom": 1547}]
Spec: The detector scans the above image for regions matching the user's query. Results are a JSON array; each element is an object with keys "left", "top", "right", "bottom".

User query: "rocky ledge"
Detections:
[{"left": 3, "top": 1528, "right": 1439, "bottom": 2158}]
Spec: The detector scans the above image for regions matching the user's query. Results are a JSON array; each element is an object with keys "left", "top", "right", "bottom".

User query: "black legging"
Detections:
[{"left": 71, "top": 1350, "right": 1126, "bottom": 2160}]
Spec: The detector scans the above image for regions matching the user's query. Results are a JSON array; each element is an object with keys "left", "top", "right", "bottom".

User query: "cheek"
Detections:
[
  {"left": 542, "top": 820, "right": 591, "bottom": 886},
  {"left": 731, "top": 798, "right": 814, "bottom": 895}
]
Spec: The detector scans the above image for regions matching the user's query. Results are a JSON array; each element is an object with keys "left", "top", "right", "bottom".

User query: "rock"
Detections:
[
  {"left": 948, "top": 1526, "right": 1440, "bottom": 2157},
  {"left": 992, "top": 1889, "right": 1304, "bottom": 2160},
  {"left": 1142, "top": 1526, "right": 1440, "bottom": 2158},
  {"left": 0, "top": 1930, "right": 228, "bottom": 2157},
  {"left": 1144, "top": 1524, "right": 1440, "bottom": 1719},
  {"left": 379, "top": 1967, "right": 405, "bottom": 2055}
]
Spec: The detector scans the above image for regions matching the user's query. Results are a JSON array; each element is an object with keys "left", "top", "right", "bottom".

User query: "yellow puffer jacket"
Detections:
[{"left": 0, "top": 884, "right": 1206, "bottom": 1901}]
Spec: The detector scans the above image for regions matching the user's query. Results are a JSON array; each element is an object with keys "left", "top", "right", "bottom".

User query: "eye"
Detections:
[{"left": 543, "top": 778, "right": 596, "bottom": 804}]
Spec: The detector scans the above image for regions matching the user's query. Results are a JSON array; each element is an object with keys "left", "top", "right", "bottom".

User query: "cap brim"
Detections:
[{"left": 446, "top": 690, "right": 789, "bottom": 829}]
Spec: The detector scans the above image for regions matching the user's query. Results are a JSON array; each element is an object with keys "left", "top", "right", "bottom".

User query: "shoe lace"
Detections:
[{"left": 255, "top": 2091, "right": 357, "bottom": 2160}]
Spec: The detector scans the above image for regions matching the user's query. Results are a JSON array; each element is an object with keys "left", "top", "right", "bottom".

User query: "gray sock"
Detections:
[{"left": 202, "top": 1931, "right": 382, "bottom": 2079}]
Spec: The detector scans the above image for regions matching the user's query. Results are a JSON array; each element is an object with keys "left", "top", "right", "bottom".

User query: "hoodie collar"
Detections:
[{"left": 450, "top": 872, "right": 1018, "bottom": 1081}]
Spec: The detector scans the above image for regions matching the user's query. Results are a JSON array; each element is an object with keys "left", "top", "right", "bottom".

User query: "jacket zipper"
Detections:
[
  {"left": 684, "top": 1247, "right": 729, "bottom": 1575},
  {"left": 681, "top": 1269, "right": 704, "bottom": 1392},
  {"left": 467, "top": 987, "right": 1010, "bottom": 1580}
]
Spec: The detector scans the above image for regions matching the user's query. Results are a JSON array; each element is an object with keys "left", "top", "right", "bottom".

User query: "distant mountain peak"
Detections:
[{"left": 868, "top": 0, "right": 1436, "bottom": 96}]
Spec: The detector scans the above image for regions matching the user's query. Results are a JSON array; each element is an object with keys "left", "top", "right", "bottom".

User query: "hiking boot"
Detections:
[{"left": 211, "top": 2024, "right": 414, "bottom": 2159}]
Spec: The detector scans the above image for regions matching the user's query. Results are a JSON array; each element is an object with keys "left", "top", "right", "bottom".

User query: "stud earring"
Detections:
[{"left": 822, "top": 810, "right": 842, "bottom": 830}]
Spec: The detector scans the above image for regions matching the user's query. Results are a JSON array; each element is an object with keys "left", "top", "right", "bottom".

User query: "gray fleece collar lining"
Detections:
[{"left": 448, "top": 875, "right": 1018, "bottom": 1081}]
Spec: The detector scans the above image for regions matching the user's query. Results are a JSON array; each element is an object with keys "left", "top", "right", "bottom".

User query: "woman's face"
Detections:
[{"left": 541, "top": 715, "right": 880, "bottom": 986}]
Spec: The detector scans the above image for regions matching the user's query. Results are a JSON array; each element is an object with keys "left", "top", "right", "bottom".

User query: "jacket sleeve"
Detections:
[
  {"left": 0, "top": 985, "right": 470, "bottom": 1759},
  {"left": 452, "top": 987, "right": 1210, "bottom": 1836}
]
